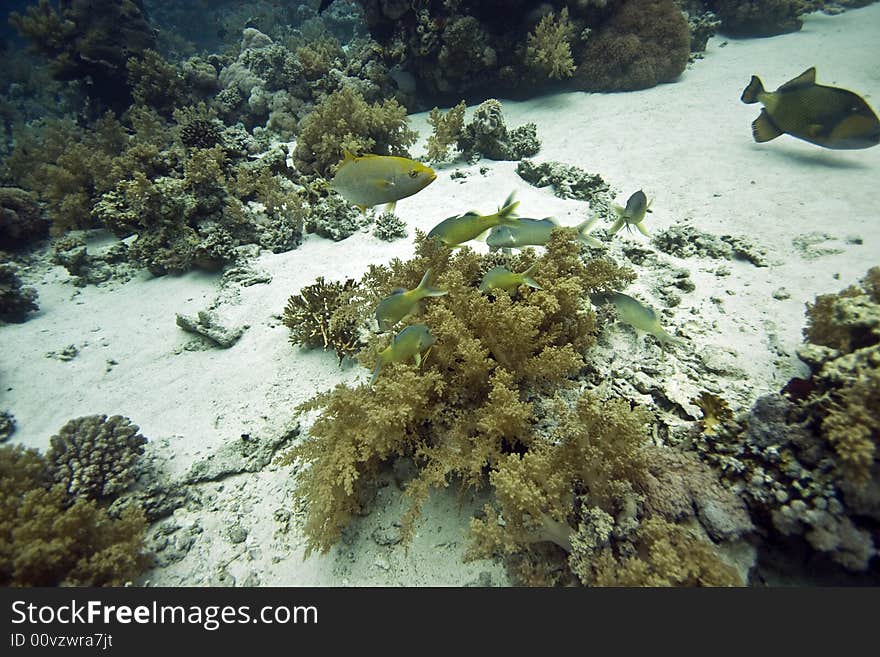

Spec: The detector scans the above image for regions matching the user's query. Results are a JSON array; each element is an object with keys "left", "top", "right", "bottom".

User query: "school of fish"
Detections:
[{"left": 321, "top": 64, "right": 879, "bottom": 383}]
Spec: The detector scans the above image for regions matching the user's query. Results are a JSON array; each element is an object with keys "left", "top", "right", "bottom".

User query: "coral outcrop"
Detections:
[
  {"left": 700, "top": 269, "right": 880, "bottom": 572},
  {"left": 457, "top": 99, "right": 541, "bottom": 162},
  {"left": 47, "top": 415, "right": 148, "bottom": 501},
  {"left": 0, "top": 263, "right": 38, "bottom": 324},
  {"left": 293, "top": 86, "right": 417, "bottom": 177},
  {"left": 0, "top": 187, "right": 47, "bottom": 249},
  {"left": 575, "top": 0, "right": 691, "bottom": 92},
  {"left": 0, "top": 444, "right": 149, "bottom": 586}
]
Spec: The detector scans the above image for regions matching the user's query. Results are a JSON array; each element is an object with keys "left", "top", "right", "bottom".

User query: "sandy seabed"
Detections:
[{"left": 3, "top": 5, "right": 880, "bottom": 585}]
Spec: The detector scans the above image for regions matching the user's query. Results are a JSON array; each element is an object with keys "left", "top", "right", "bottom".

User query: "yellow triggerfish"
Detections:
[
  {"left": 375, "top": 269, "right": 447, "bottom": 332},
  {"left": 330, "top": 151, "right": 437, "bottom": 213},
  {"left": 370, "top": 324, "right": 436, "bottom": 385},
  {"left": 741, "top": 67, "right": 880, "bottom": 150},
  {"left": 479, "top": 263, "right": 542, "bottom": 295},
  {"left": 590, "top": 291, "right": 681, "bottom": 347},
  {"left": 427, "top": 192, "right": 520, "bottom": 247},
  {"left": 609, "top": 190, "right": 651, "bottom": 237}
]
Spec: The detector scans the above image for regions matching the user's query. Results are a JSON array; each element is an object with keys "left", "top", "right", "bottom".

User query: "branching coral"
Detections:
[
  {"left": 468, "top": 393, "right": 744, "bottom": 586},
  {"left": 293, "top": 86, "right": 418, "bottom": 177},
  {"left": 425, "top": 101, "right": 466, "bottom": 163},
  {"left": 48, "top": 415, "right": 148, "bottom": 501},
  {"left": 127, "top": 50, "right": 188, "bottom": 118},
  {"left": 693, "top": 391, "right": 733, "bottom": 436},
  {"left": 0, "top": 444, "right": 149, "bottom": 587},
  {"left": 4, "top": 113, "right": 131, "bottom": 234},
  {"left": 526, "top": 8, "right": 576, "bottom": 79},
  {"left": 282, "top": 277, "right": 367, "bottom": 363}
]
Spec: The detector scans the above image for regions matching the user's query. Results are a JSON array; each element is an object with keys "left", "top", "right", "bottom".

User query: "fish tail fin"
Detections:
[
  {"left": 498, "top": 192, "right": 520, "bottom": 222},
  {"left": 658, "top": 329, "right": 684, "bottom": 349},
  {"left": 521, "top": 262, "right": 542, "bottom": 290},
  {"left": 415, "top": 268, "right": 447, "bottom": 298},
  {"left": 752, "top": 109, "right": 783, "bottom": 143},
  {"left": 370, "top": 352, "right": 388, "bottom": 385},
  {"left": 575, "top": 216, "right": 603, "bottom": 247},
  {"left": 741, "top": 76, "right": 764, "bottom": 104}
]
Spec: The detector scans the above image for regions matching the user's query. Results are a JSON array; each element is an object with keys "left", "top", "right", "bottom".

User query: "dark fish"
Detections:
[
  {"left": 741, "top": 67, "right": 880, "bottom": 150},
  {"left": 318, "top": 0, "right": 334, "bottom": 12}
]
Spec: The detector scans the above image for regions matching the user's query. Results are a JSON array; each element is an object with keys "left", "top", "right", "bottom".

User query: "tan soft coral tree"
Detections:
[
  {"left": 468, "top": 393, "right": 743, "bottom": 586},
  {"left": 280, "top": 229, "right": 635, "bottom": 555}
]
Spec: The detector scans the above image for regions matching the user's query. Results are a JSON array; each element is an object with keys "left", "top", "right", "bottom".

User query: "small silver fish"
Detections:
[
  {"left": 486, "top": 216, "right": 601, "bottom": 250},
  {"left": 590, "top": 291, "right": 681, "bottom": 347}
]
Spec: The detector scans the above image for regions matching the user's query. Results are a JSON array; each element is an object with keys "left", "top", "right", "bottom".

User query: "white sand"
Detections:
[{"left": 3, "top": 5, "right": 880, "bottom": 585}]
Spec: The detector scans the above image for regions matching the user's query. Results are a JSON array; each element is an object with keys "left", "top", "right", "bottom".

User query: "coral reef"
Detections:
[
  {"left": 281, "top": 231, "right": 640, "bottom": 556},
  {"left": 304, "top": 193, "right": 369, "bottom": 241},
  {"left": 51, "top": 236, "right": 135, "bottom": 287},
  {"left": 47, "top": 415, "right": 148, "bottom": 501},
  {"left": 0, "top": 444, "right": 149, "bottom": 586},
  {"left": 699, "top": 269, "right": 880, "bottom": 572},
  {"left": 0, "top": 187, "right": 48, "bottom": 249},
  {"left": 0, "top": 263, "right": 38, "bottom": 324},
  {"left": 468, "top": 392, "right": 748, "bottom": 585},
  {"left": 575, "top": 0, "right": 691, "bottom": 92},
  {"left": 707, "top": 0, "right": 806, "bottom": 37},
  {"left": 652, "top": 224, "right": 770, "bottom": 267},
  {"left": 458, "top": 99, "right": 541, "bottom": 162},
  {"left": 10, "top": 0, "right": 157, "bottom": 112}
]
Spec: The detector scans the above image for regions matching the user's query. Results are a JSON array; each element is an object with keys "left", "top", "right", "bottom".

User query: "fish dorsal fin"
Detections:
[
  {"left": 342, "top": 149, "right": 357, "bottom": 162},
  {"left": 777, "top": 67, "right": 816, "bottom": 92}
]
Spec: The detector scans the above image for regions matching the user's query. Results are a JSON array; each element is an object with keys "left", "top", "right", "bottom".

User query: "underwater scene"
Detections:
[{"left": 0, "top": 0, "right": 879, "bottom": 588}]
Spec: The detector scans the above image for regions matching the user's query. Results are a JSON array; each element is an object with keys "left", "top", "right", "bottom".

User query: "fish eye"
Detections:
[{"left": 408, "top": 169, "right": 419, "bottom": 178}]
